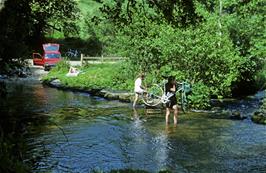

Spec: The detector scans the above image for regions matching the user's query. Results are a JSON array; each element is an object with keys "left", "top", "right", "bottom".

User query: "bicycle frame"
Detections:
[
  {"left": 161, "top": 81, "right": 186, "bottom": 103},
  {"left": 142, "top": 79, "right": 190, "bottom": 111},
  {"left": 66, "top": 49, "right": 79, "bottom": 57}
]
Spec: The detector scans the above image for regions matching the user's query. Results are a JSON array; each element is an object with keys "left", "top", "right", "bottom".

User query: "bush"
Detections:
[
  {"left": 92, "top": 0, "right": 266, "bottom": 109},
  {"left": 51, "top": 59, "right": 70, "bottom": 72},
  {"left": 188, "top": 82, "right": 211, "bottom": 109},
  {"left": 111, "top": 15, "right": 245, "bottom": 98}
]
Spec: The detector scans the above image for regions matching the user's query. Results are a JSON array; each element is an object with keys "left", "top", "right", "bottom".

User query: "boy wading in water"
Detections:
[
  {"left": 133, "top": 74, "right": 145, "bottom": 108},
  {"left": 165, "top": 76, "right": 178, "bottom": 125}
]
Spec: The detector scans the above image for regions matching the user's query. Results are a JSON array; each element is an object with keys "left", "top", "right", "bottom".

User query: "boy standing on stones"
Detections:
[{"left": 133, "top": 73, "right": 146, "bottom": 108}]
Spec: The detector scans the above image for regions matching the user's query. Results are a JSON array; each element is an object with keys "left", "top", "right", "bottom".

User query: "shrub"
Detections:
[
  {"left": 112, "top": 15, "right": 244, "bottom": 98},
  {"left": 188, "top": 82, "right": 211, "bottom": 109},
  {"left": 51, "top": 59, "right": 70, "bottom": 72}
]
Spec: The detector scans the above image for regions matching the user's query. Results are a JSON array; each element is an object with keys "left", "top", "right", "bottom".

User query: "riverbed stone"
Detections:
[
  {"left": 251, "top": 96, "right": 266, "bottom": 125},
  {"left": 118, "top": 93, "right": 134, "bottom": 102},
  {"left": 104, "top": 92, "right": 119, "bottom": 100},
  {"left": 252, "top": 111, "right": 266, "bottom": 125},
  {"left": 50, "top": 79, "right": 62, "bottom": 87},
  {"left": 97, "top": 89, "right": 134, "bottom": 102},
  {"left": 229, "top": 111, "right": 247, "bottom": 120},
  {"left": 0, "top": 74, "right": 8, "bottom": 79},
  {"left": 211, "top": 106, "right": 222, "bottom": 112}
]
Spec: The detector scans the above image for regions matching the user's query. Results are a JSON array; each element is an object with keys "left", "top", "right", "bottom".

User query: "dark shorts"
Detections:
[
  {"left": 166, "top": 96, "right": 177, "bottom": 109},
  {"left": 135, "top": 92, "right": 142, "bottom": 95}
]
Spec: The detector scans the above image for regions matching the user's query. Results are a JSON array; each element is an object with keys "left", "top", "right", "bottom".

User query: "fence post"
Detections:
[
  {"left": 101, "top": 55, "right": 103, "bottom": 63},
  {"left": 80, "top": 53, "right": 84, "bottom": 66}
]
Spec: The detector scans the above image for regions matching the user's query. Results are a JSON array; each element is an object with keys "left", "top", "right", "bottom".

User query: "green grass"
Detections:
[
  {"left": 43, "top": 62, "right": 134, "bottom": 91},
  {"left": 78, "top": 0, "right": 102, "bottom": 16}
]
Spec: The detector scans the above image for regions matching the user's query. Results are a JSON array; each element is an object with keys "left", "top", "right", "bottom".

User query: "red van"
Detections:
[{"left": 33, "top": 43, "right": 62, "bottom": 71}]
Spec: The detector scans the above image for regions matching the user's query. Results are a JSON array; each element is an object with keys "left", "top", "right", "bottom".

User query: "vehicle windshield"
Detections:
[
  {"left": 43, "top": 44, "right": 59, "bottom": 52},
  {"left": 45, "top": 53, "right": 61, "bottom": 59}
]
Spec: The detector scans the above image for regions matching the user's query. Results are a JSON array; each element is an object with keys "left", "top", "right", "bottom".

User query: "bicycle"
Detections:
[
  {"left": 142, "top": 80, "right": 191, "bottom": 113},
  {"left": 65, "top": 49, "right": 79, "bottom": 58}
]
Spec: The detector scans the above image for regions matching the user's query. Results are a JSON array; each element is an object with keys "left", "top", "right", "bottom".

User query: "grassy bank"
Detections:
[
  {"left": 42, "top": 61, "right": 211, "bottom": 109},
  {"left": 42, "top": 62, "right": 134, "bottom": 92}
]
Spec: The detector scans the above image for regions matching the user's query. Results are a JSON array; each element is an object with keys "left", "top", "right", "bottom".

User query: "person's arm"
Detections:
[
  {"left": 170, "top": 84, "right": 176, "bottom": 92},
  {"left": 140, "top": 85, "right": 145, "bottom": 90},
  {"left": 140, "top": 79, "right": 146, "bottom": 90},
  {"left": 69, "top": 67, "right": 73, "bottom": 73}
]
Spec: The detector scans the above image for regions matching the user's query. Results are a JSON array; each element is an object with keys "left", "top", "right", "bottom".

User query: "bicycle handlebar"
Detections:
[{"left": 176, "top": 81, "right": 189, "bottom": 85}]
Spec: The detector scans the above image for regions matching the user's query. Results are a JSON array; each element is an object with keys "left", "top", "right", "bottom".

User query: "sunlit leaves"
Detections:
[{"left": 91, "top": 0, "right": 265, "bottom": 108}]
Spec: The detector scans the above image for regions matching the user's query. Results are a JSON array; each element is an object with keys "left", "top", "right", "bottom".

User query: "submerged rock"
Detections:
[
  {"left": 50, "top": 79, "right": 62, "bottom": 87},
  {"left": 229, "top": 111, "right": 247, "bottom": 120},
  {"left": 118, "top": 92, "right": 134, "bottom": 102},
  {"left": 211, "top": 106, "right": 222, "bottom": 113},
  {"left": 252, "top": 111, "right": 266, "bottom": 125},
  {"left": 0, "top": 74, "right": 8, "bottom": 79},
  {"left": 252, "top": 96, "right": 266, "bottom": 125},
  {"left": 101, "top": 90, "right": 134, "bottom": 102}
]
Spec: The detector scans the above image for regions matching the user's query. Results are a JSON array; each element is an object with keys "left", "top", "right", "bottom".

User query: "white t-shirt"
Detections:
[{"left": 134, "top": 78, "right": 144, "bottom": 93}]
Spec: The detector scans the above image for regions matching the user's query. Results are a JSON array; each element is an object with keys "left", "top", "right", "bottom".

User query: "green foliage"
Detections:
[
  {"left": 0, "top": 0, "right": 31, "bottom": 61},
  {"left": 224, "top": 0, "right": 266, "bottom": 94},
  {"left": 0, "top": 0, "right": 80, "bottom": 67},
  {"left": 226, "top": 0, "right": 265, "bottom": 57},
  {"left": 90, "top": 0, "right": 266, "bottom": 108},
  {"left": 30, "top": 0, "right": 80, "bottom": 38},
  {"left": 57, "top": 37, "right": 102, "bottom": 57},
  {"left": 1, "top": 0, "right": 265, "bottom": 109},
  {"left": 78, "top": 0, "right": 102, "bottom": 39},
  {"left": 51, "top": 59, "right": 70, "bottom": 72},
  {"left": 111, "top": 62, "right": 135, "bottom": 90},
  {"left": 254, "top": 63, "right": 266, "bottom": 91},
  {"left": 188, "top": 82, "right": 211, "bottom": 109},
  {"left": 44, "top": 63, "right": 135, "bottom": 91},
  {"left": 111, "top": 15, "right": 243, "bottom": 97}
]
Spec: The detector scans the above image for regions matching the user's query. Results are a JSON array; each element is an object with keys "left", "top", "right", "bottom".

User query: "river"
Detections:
[{"left": 2, "top": 77, "right": 266, "bottom": 173}]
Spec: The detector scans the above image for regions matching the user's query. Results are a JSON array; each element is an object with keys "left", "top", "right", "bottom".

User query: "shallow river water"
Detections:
[{"left": 2, "top": 79, "right": 266, "bottom": 173}]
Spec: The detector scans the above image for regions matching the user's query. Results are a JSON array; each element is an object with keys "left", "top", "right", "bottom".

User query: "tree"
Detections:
[
  {"left": 30, "top": 0, "right": 80, "bottom": 45},
  {"left": 0, "top": 0, "right": 80, "bottom": 69},
  {"left": 224, "top": 0, "right": 266, "bottom": 95},
  {"left": 0, "top": 0, "right": 31, "bottom": 63},
  {"left": 93, "top": 0, "right": 265, "bottom": 108}
]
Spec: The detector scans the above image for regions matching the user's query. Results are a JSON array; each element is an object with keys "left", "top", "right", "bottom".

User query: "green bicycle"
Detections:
[{"left": 142, "top": 80, "right": 191, "bottom": 113}]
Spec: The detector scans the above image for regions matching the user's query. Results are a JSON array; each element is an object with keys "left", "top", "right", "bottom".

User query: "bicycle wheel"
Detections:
[
  {"left": 181, "top": 92, "right": 188, "bottom": 113},
  {"left": 64, "top": 52, "right": 71, "bottom": 58},
  {"left": 142, "top": 84, "right": 163, "bottom": 107}
]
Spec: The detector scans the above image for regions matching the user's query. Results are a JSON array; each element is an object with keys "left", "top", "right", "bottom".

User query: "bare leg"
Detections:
[
  {"left": 165, "top": 108, "right": 170, "bottom": 124},
  {"left": 133, "top": 93, "right": 139, "bottom": 108},
  {"left": 173, "top": 105, "right": 178, "bottom": 125},
  {"left": 165, "top": 123, "right": 170, "bottom": 133},
  {"left": 133, "top": 108, "right": 139, "bottom": 119}
]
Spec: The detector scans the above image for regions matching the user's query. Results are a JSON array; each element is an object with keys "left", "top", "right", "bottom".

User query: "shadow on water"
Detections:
[
  {"left": 27, "top": 107, "right": 266, "bottom": 173},
  {"left": 1, "top": 79, "right": 266, "bottom": 173}
]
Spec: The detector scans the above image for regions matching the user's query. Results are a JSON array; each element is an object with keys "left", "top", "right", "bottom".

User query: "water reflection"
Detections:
[
  {"left": 27, "top": 110, "right": 266, "bottom": 172},
  {"left": 3, "top": 79, "right": 266, "bottom": 173}
]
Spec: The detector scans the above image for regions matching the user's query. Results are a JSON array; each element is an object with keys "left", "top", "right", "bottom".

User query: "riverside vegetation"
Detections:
[
  {"left": 0, "top": 0, "right": 266, "bottom": 172},
  {"left": 1, "top": 0, "right": 265, "bottom": 109},
  {"left": 44, "top": 0, "right": 266, "bottom": 110}
]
